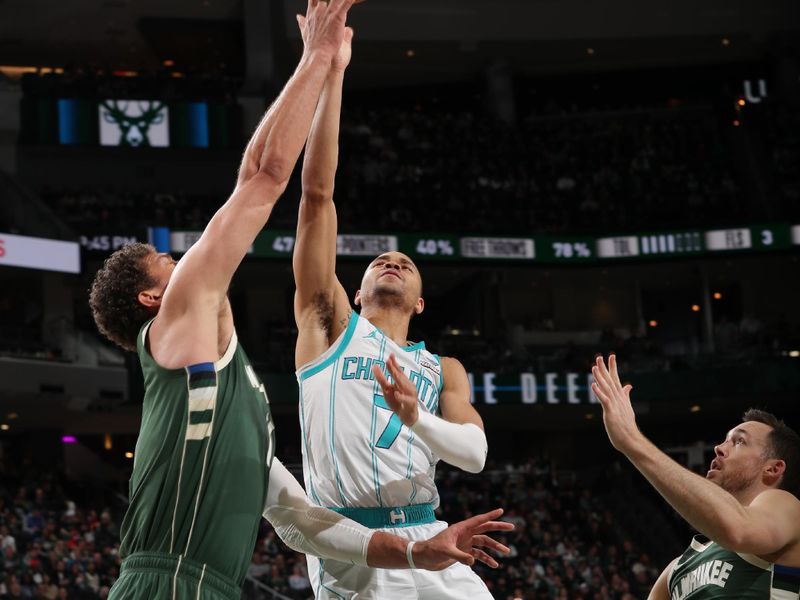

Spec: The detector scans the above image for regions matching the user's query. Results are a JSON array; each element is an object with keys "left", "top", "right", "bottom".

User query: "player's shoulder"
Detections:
[
  {"left": 438, "top": 356, "right": 469, "bottom": 382},
  {"left": 752, "top": 488, "right": 800, "bottom": 511}
]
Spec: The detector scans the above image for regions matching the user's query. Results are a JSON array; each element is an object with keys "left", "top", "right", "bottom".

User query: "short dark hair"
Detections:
[
  {"left": 743, "top": 408, "right": 800, "bottom": 499},
  {"left": 89, "top": 243, "right": 157, "bottom": 352}
]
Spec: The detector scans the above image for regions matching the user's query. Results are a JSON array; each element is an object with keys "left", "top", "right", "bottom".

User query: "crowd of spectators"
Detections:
[
  {"left": 334, "top": 104, "right": 745, "bottom": 235},
  {"left": 763, "top": 104, "right": 800, "bottom": 221},
  {"left": 0, "top": 458, "right": 122, "bottom": 599},
  {"left": 244, "top": 458, "right": 670, "bottom": 600},
  {"left": 33, "top": 97, "right": 796, "bottom": 236}
]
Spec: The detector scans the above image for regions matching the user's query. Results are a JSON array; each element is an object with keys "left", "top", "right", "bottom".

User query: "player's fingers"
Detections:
[
  {"left": 443, "top": 547, "right": 475, "bottom": 567},
  {"left": 594, "top": 356, "right": 613, "bottom": 386},
  {"left": 458, "top": 508, "right": 503, "bottom": 530},
  {"left": 472, "top": 520, "right": 515, "bottom": 535},
  {"left": 472, "top": 535, "right": 511, "bottom": 555},
  {"left": 471, "top": 548, "right": 498, "bottom": 569},
  {"left": 622, "top": 384, "right": 633, "bottom": 398},
  {"left": 591, "top": 367, "right": 613, "bottom": 396},
  {"left": 372, "top": 365, "right": 392, "bottom": 391},
  {"left": 609, "top": 354, "right": 623, "bottom": 391},
  {"left": 592, "top": 362, "right": 614, "bottom": 391},
  {"left": 329, "top": 0, "right": 356, "bottom": 17},
  {"left": 386, "top": 355, "right": 410, "bottom": 386},
  {"left": 344, "top": 26, "right": 354, "bottom": 42},
  {"left": 591, "top": 382, "right": 611, "bottom": 406}
]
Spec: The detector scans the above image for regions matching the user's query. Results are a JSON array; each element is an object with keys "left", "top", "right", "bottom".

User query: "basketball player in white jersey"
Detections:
[{"left": 291, "top": 21, "right": 495, "bottom": 600}]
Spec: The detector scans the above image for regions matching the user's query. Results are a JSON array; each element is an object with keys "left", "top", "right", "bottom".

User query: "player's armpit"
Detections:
[
  {"left": 647, "top": 557, "right": 677, "bottom": 600},
  {"left": 727, "top": 489, "right": 800, "bottom": 556}
]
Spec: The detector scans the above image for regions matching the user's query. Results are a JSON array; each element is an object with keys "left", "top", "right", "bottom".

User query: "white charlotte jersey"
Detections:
[{"left": 296, "top": 312, "right": 443, "bottom": 509}]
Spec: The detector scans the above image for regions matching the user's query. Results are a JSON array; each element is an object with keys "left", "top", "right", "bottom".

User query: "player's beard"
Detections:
[
  {"left": 716, "top": 465, "right": 762, "bottom": 496},
  {"left": 369, "top": 283, "right": 411, "bottom": 312}
]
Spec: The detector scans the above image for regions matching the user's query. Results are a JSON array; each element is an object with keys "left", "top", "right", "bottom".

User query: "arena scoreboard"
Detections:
[{"left": 158, "top": 223, "right": 800, "bottom": 263}]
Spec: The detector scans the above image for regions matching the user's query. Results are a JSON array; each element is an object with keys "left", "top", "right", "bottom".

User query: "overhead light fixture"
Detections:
[
  {"left": 721, "top": 38, "right": 730, "bottom": 46},
  {"left": 648, "top": 320, "right": 658, "bottom": 328},
  {"left": 713, "top": 292, "right": 722, "bottom": 300},
  {"left": 691, "top": 304, "right": 701, "bottom": 312},
  {"left": 125, "top": 452, "right": 134, "bottom": 459},
  {"left": 690, "top": 405, "right": 701, "bottom": 413},
  {"left": 586, "top": 48, "right": 595, "bottom": 55},
  {"left": 0, "top": 424, "right": 9, "bottom": 431},
  {"left": 406, "top": 50, "right": 415, "bottom": 58},
  {"left": 163, "top": 59, "right": 175, "bottom": 67}
]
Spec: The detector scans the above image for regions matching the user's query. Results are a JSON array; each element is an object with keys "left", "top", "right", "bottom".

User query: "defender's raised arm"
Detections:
[{"left": 166, "top": 0, "right": 356, "bottom": 315}]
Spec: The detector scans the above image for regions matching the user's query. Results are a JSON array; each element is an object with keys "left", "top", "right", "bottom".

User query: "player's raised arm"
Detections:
[
  {"left": 263, "top": 457, "right": 514, "bottom": 570},
  {"left": 160, "top": 0, "right": 354, "bottom": 322},
  {"left": 592, "top": 354, "right": 800, "bottom": 555},
  {"left": 373, "top": 355, "right": 489, "bottom": 474},
  {"left": 293, "top": 22, "right": 353, "bottom": 368}
]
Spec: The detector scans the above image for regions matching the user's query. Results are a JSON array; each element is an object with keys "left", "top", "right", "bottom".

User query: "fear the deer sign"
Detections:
[{"left": 99, "top": 100, "right": 170, "bottom": 147}]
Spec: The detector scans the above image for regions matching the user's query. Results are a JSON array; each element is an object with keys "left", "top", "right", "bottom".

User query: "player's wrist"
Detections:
[
  {"left": 302, "top": 47, "right": 336, "bottom": 68},
  {"left": 410, "top": 539, "right": 431, "bottom": 569},
  {"left": 406, "top": 406, "right": 426, "bottom": 429}
]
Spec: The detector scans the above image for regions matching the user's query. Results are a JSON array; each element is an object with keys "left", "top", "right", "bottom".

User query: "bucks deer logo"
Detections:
[{"left": 99, "top": 100, "right": 169, "bottom": 147}]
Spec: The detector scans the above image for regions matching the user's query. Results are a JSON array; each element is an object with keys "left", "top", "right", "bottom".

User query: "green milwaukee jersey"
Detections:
[
  {"left": 668, "top": 535, "right": 800, "bottom": 600},
  {"left": 119, "top": 320, "right": 275, "bottom": 585}
]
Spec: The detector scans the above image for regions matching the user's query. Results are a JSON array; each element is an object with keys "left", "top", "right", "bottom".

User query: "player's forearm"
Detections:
[
  {"left": 411, "top": 411, "right": 487, "bottom": 473},
  {"left": 625, "top": 436, "right": 749, "bottom": 547},
  {"left": 301, "top": 69, "right": 344, "bottom": 202},
  {"left": 238, "top": 50, "right": 334, "bottom": 187}
]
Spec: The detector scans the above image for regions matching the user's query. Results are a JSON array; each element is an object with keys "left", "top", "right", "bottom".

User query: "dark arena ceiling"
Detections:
[{"left": 0, "top": 0, "right": 798, "bottom": 85}]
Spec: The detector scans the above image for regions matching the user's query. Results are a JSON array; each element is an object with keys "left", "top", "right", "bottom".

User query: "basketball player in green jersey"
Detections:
[
  {"left": 88, "top": 1, "right": 513, "bottom": 598},
  {"left": 592, "top": 355, "right": 800, "bottom": 599}
]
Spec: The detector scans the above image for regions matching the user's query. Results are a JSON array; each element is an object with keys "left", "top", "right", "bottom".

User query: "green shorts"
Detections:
[{"left": 109, "top": 552, "right": 240, "bottom": 600}]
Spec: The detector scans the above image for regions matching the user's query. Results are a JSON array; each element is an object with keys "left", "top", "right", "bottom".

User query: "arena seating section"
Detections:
[{"left": 0, "top": 454, "right": 686, "bottom": 600}]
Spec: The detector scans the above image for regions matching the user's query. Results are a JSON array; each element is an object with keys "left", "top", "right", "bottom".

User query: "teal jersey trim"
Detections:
[
  {"left": 328, "top": 503, "right": 436, "bottom": 529},
  {"left": 370, "top": 336, "right": 387, "bottom": 506},
  {"left": 298, "top": 311, "right": 360, "bottom": 382},
  {"left": 363, "top": 316, "right": 425, "bottom": 352},
  {"left": 328, "top": 357, "right": 347, "bottom": 507},
  {"left": 433, "top": 354, "right": 443, "bottom": 415}
]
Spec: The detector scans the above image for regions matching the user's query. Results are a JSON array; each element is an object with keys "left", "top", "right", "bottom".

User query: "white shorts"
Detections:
[{"left": 306, "top": 520, "right": 495, "bottom": 600}]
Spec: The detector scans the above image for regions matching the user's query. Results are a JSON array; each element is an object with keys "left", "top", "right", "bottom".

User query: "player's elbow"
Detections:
[
  {"left": 462, "top": 453, "right": 486, "bottom": 474},
  {"left": 301, "top": 185, "right": 334, "bottom": 204},
  {"left": 461, "top": 425, "right": 488, "bottom": 473},
  {"left": 256, "top": 154, "right": 294, "bottom": 190}
]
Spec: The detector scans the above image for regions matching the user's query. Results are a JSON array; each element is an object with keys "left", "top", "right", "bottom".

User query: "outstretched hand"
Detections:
[
  {"left": 296, "top": 0, "right": 355, "bottom": 60},
  {"left": 415, "top": 508, "right": 514, "bottom": 571},
  {"left": 591, "top": 354, "right": 643, "bottom": 455},
  {"left": 372, "top": 354, "right": 420, "bottom": 427}
]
